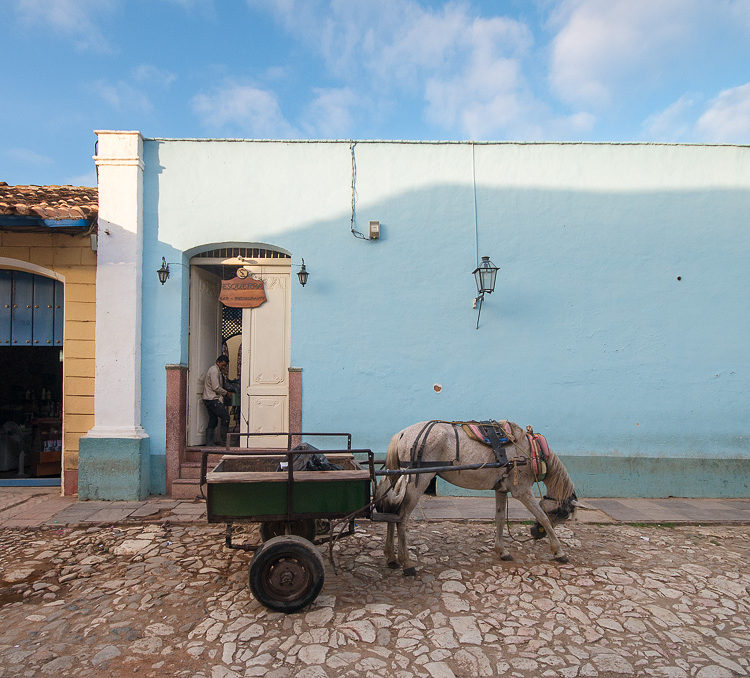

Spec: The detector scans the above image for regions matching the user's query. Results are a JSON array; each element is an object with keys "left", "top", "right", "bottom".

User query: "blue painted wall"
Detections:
[{"left": 139, "top": 141, "right": 750, "bottom": 497}]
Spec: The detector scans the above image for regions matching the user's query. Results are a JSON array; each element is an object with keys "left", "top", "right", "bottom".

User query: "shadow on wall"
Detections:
[{"left": 138, "top": 180, "right": 750, "bottom": 496}]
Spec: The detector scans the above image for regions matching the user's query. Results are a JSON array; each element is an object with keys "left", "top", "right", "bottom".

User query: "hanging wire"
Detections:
[
  {"left": 472, "top": 141, "right": 479, "bottom": 269},
  {"left": 472, "top": 142, "right": 482, "bottom": 329},
  {"left": 350, "top": 141, "right": 368, "bottom": 239}
]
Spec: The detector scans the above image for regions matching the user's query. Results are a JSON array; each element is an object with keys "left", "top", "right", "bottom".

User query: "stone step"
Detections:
[
  {"left": 183, "top": 447, "right": 231, "bottom": 465},
  {"left": 180, "top": 462, "right": 205, "bottom": 479},
  {"left": 171, "top": 478, "right": 203, "bottom": 500}
]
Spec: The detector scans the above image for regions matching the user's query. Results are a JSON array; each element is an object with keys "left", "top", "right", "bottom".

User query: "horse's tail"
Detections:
[
  {"left": 374, "top": 433, "right": 407, "bottom": 513},
  {"left": 385, "top": 432, "right": 401, "bottom": 470}
]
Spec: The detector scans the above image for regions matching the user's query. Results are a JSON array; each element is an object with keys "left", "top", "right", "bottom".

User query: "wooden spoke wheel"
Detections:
[
  {"left": 259, "top": 519, "right": 316, "bottom": 542},
  {"left": 249, "top": 535, "right": 325, "bottom": 613}
]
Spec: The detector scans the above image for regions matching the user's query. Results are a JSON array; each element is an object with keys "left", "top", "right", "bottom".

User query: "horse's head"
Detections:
[
  {"left": 541, "top": 492, "right": 578, "bottom": 522},
  {"left": 530, "top": 492, "right": 578, "bottom": 539}
]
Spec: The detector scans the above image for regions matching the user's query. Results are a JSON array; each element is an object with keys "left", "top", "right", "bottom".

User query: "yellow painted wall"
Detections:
[{"left": 0, "top": 231, "right": 96, "bottom": 481}]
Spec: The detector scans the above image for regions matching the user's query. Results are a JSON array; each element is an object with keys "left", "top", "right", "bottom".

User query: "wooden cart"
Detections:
[{"left": 203, "top": 433, "right": 380, "bottom": 613}]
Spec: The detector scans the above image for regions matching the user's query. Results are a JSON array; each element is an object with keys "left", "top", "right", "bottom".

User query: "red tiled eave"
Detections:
[{"left": 0, "top": 182, "right": 98, "bottom": 221}]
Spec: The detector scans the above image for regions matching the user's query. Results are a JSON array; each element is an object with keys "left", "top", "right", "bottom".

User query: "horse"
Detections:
[{"left": 374, "top": 420, "right": 577, "bottom": 576}]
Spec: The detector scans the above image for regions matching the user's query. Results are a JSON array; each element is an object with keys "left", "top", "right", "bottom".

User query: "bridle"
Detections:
[{"left": 544, "top": 492, "right": 577, "bottom": 520}]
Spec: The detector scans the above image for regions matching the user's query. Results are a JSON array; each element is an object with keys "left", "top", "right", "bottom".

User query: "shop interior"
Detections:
[{"left": 0, "top": 347, "right": 62, "bottom": 479}]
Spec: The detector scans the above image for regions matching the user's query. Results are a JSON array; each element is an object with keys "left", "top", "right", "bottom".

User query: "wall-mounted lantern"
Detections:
[
  {"left": 157, "top": 257, "right": 170, "bottom": 285},
  {"left": 297, "top": 259, "right": 309, "bottom": 287},
  {"left": 472, "top": 256, "right": 499, "bottom": 329}
]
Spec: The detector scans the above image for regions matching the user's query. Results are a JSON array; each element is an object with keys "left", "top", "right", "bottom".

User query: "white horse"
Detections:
[{"left": 374, "top": 420, "right": 577, "bottom": 575}]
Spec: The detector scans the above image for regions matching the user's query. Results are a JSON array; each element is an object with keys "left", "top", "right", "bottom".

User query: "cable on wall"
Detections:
[
  {"left": 472, "top": 141, "right": 479, "bottom": 268},
  {"left": 350, "top": 141, "right": 367, "bottom": 239}
]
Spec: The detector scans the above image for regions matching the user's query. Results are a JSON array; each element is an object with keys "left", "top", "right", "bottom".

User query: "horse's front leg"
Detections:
[
  {"left": 385, "top": 522, "right": 399, "bottom": 569},
  {"left": 513, "top": 489, "right": 569, "bottom": 563},
  {"left": 494, "top": 489, "right": 513, "bottom": 561}
]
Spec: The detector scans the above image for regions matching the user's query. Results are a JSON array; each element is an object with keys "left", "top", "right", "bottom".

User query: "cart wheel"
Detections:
[
  {"left": 249, "top": 535, "right": 325, "bottom": 613},
  {"left": 259, "top": 520, "right": 316, "bottom": 542}
]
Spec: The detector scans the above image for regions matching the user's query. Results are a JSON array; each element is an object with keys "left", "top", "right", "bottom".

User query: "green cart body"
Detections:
[{"left": 205, "top": 452, "right": 373, "bottom": 524}]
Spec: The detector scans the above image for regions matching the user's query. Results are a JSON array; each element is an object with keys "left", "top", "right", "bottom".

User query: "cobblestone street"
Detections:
[{"left": 0, "top": 519, "right": 748, "bottom": 677}]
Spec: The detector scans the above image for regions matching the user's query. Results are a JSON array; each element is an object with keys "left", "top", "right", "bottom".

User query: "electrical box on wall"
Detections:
[{"left": 369, "top": 220, "right": 380, "bottom": 240}]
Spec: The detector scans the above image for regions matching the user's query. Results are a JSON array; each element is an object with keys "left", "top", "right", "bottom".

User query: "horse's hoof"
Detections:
[
  {"left": 387, "top": 561, "right": 400, "bottom": 569},
  {"left": 500, "top": 552, "right": 514, "bottom": 561},
  {"left": 403, "top": 567, "right": 417, "bottom": 577},
  {"left": 554, "top": 554, "right": 569, "bottom": 564}
]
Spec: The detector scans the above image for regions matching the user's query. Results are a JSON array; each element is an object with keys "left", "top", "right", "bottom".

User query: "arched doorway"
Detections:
[
  {"left": 187, "top": 246, "right": 291, "bottom": 448},
  {"left": 0, "top": 268, "right": 63, "bottom": 482}
]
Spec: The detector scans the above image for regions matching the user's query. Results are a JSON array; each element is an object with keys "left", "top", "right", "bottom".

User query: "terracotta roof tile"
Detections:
[{"left": 0, "top": 182, "right": 98, "bottom": 221}]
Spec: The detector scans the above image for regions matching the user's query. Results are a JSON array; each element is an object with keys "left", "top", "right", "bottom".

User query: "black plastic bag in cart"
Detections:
[{"left": 278, "top": 442, "right": 342, "bottom": 472}]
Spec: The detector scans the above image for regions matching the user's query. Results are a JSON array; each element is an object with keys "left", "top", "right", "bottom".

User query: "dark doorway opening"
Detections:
[{"left": 0, "top": 347, "right": 62, "bottom": 481}]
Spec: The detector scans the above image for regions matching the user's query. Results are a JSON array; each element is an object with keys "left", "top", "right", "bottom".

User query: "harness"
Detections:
[
  {"left": 400, "top": 420, "right": 550, "bottom": 487},
  {"left": 525, "top": 428, "right": 549, "bottom": 481},
  {"left": 408, "top": 420, "right": 460, "bottom": 466},
  {"left": 460, "top": 420, "right": 513, "bottom": 466},
  {"left": 402, "top": 420, "right": 520, "bottom": 488}
]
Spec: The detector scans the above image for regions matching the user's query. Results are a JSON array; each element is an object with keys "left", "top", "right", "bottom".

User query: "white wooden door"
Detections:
[
  {"left": 240, "top": 263, "right": 290, "bottom": 448},
  {"left": 187, "top": 266, "right": 222, "bottom": 446}
]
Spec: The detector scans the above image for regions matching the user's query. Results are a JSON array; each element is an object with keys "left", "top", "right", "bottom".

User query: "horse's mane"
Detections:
[{"left": 543, "top": 448, "right": 575, "bottom": 500}]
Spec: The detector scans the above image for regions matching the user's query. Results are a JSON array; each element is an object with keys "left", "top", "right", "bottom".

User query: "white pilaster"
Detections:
[{"left": 87, "top": 130, "right": 147, "bottom": 439}]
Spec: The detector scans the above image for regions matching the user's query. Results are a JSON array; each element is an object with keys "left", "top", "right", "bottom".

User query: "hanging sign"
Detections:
[{"left": 219, "top": 275, "right": 267, "bottom": 308}]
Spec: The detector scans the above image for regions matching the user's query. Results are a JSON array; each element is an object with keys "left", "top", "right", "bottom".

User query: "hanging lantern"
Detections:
[
  {"left": 472, "top": 256, "right": 499, "bottom": 329},
  {"left": 157, "top": 257, "right": 170, "bottom": 285},
  {"left": 473, "top": 256, "right": 498, "bottom": 296},
  {"left": 297, "top": 259, "right": 309, "bottom": 287}
]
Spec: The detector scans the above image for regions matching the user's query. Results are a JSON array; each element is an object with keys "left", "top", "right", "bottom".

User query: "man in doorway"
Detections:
[{"left": 203, "top": 354, "right": 230, "bottom": 446}]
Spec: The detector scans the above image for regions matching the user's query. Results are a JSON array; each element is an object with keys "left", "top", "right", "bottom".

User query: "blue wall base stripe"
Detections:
[
  {"left": 0, "top": 478, "right": 61, "bottom": 487},
  {"left": 436, "top": 456, "right": 750, "bottom": 498},
  {"left": 149, "top": 454, "right": 167, "bottom": 496}
]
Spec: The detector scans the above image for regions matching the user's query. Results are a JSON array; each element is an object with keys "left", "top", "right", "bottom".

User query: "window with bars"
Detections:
[
  {"left": 222, "top": 305, "right": 242, "bottom": 341},
  {"left": 194, "top": 247, "right": 290, "bottom": 260}
]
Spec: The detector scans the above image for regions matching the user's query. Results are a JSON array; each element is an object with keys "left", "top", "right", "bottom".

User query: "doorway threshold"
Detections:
[{"left": 0, "top": 478, "right": 61, "bottom": 487}]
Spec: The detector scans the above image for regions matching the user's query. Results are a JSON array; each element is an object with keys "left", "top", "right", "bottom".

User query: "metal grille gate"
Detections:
[{"left": 0, "top": 270, "right": 63, "bottom": 347}]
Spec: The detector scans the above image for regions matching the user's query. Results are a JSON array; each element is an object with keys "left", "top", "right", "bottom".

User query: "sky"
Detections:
[{"left": 1, "top": 0, "right": 749, "bottom": 186}]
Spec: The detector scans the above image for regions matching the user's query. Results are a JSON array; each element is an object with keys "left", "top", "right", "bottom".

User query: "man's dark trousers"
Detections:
[{"left": 203, "top": 398, "right": 230, "bottom": 445}]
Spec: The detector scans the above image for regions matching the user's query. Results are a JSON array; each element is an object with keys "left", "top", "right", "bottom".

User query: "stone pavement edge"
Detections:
[{"left": 0, "top": 488, "right": 748, "bottom": 528}]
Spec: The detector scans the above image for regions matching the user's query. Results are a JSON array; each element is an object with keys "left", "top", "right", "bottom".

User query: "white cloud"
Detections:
[
  {"left": 248, "top": 0, "right": 749, "bottom": 141},
  {"left": 640, "top": 84, "right": 750, "bottom": 143},
  {"left": 161, "top": 0, "right": 214, "bottom": 9},
  {"left": 14, "top": 0, "right": 117, "bottom": 53},
  {"left": 93, "top": 80, "right": 152, "bottom": 113},
  {"left": 6, "top": 148, "right": 54, "bottom": 166},
  {"left": 192, "top": 84, "right": 298, "bottom": 137},
  {"left": 302, "top": 88, "right": 357, "bottom": 138},
  {"left": 248, "top": 0, "right": 551, "bottom": 139},
  {"left": 421, "top": 14, "right": 534, "bottom": 138},
  {"left": 133, "top": 64, "right": 177, "bottom": 88},
  {"left": 66, "top": 170, "right": 98, "bottom": 187},
  {"left": 549, "top": 0, "right": 697, "bottom": 108},
  {"left": 695, "top": 82, "right": 750, "bottom": 143},
  {"left": 642, "top": 95, "right": 696, "bottom": 141},
  {"left": 90, "top": 66, "right": 175, "bottom": 115}
]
